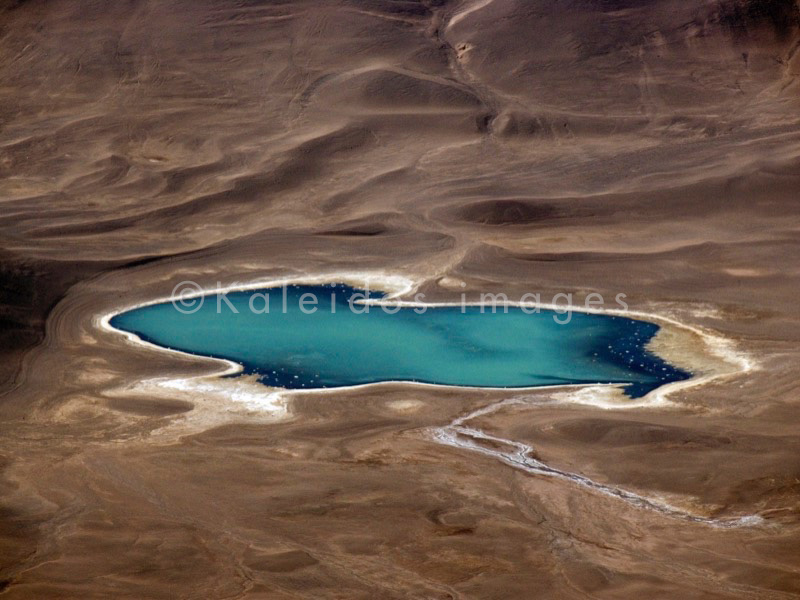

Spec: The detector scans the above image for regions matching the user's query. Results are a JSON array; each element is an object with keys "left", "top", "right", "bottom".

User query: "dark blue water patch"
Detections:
[
  {"left": 110, "top": 284, "right": 691, "bottom": 399},
  {"left": 588, "top": 316, "right": 689, "bottom": 397}
]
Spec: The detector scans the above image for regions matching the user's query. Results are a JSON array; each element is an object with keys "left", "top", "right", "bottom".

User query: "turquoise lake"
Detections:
[{"left": 110, "top": 284, "right": 691, "bottom": 398}]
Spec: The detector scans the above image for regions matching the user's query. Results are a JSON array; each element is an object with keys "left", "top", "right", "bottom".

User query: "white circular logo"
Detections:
[{"left": 171, "top": 281, "right": 204, "bottom": 314}]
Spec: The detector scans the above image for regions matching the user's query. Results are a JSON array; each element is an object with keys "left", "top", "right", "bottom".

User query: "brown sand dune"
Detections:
[{"left": 1, "top": 0, "right": 800, "bottom": 597}]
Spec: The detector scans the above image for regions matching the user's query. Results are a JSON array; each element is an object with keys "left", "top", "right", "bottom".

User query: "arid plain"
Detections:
[{"left": 1, "top": 0, "right": 800, "bottom": 598}]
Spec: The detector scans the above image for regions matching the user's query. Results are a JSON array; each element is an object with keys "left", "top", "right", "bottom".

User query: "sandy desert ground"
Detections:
[{"left": 1, "top": 0, "right": 800, "bottom": 597}]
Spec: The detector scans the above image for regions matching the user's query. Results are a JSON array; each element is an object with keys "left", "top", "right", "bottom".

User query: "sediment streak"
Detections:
[{"left": 431, "top": 397, "right": 763, "bottom": 528}]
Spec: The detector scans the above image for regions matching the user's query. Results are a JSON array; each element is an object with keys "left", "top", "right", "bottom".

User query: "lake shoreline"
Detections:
[{"left": 97, "top": 272, "right": 755, "bottom": 412}]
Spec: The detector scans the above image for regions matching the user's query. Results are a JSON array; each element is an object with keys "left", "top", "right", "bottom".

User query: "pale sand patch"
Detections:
[
  {"left": 386, "top": 399, "right": 425, "bottom": 414},
  {"left": 723, "top": 268, "right": 769, "bottom": 277},
  {"left": 448, "top": 0, "right": 497, "bottom": 30},
  {"left": 103, "top": 374, "right": 289, "bottom": 442},
  {"left": 551, "top": 385, "right": 649, "bottom": 409},
  {"left": 437, "top": 276, "right": 466, "bottom": 290}
]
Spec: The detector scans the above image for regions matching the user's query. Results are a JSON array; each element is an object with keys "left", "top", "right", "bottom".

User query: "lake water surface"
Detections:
[{"left": 110, "top": 284, "right": 691, "bottom": 398}]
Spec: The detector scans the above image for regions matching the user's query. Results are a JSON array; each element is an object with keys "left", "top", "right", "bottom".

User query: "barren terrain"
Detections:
[{"left": 1, "top": 0, "right": 800, "bottom": 597}]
